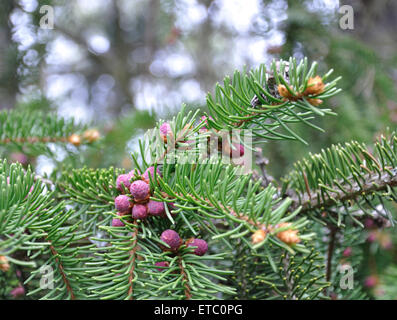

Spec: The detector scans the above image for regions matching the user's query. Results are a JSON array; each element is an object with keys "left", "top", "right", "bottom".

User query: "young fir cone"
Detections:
[
  {"left": 277, "top": 84, "right": 295, "bottom": 100},
  {"left": 186, "top": 238, "right": 208, "bottom": 256},
  {"left": 160, "top": 229, "right": 182, "bottom": 252},
  {"left": 0, "top": 255, "right": 10, "bottom": 272},
  {"left": 155, "top": 261, "right": 169, "bottom": 272},
  {"left": 276, "top": 222, "right": 300, "bottom": 245},
  {"left": 114, "top": 195, "right": 131, "bottom": 213},
  {"left": 112, "top": 212, "right": 125, "bottom": 227},
  {"left": 307, "top": 98, "right": 323, "bottom": 106},
  {"left": 116, "top": 173, "right": 133, "bottom": 192},
  {"left": 147, "top": 200, "right": 166, "bottom": 217},
  {"left": 130, "top": 180, "right": 150, "bottom": 202},
  {"left": 132, "top": 204, "right": 148, "bottom": 219},
  {"left": 304, "top": 76, "right": 325, "bottom": 96},
  {"left": 142, "top": 166, "right": 161, "bottom": 183},
  {"left": 159, "top": 122, "right": 172, "bottom": 143}
]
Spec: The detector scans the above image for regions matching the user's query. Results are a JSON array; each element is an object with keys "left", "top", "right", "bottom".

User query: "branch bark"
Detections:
[{"left": 288, "top": 168, "right": 397, "bottom": 213}]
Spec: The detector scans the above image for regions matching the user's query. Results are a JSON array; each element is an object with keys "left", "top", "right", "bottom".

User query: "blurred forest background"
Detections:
[{"left": 1, "top": 0, "right": 397, "bottom": 299}]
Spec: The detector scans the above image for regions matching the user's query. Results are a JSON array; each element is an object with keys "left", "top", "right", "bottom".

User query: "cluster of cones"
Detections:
[
  {"left": 112, "top": 166, "right": 174, "bottom": 226},
  {"left": 155, "top": 229, "right": 208, "bottom": 272}
]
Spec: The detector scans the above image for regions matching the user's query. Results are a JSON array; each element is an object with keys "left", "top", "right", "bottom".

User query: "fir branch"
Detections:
[
  {"left": 49, "top": 244, "right": 75, "bottom": 300},
  {"left": 289, "top": 168, "right": 397, "bottom": 213}
]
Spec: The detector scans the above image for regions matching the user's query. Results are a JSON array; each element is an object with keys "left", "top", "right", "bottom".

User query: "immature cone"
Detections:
[
  {"left": 116, "top": 173, "right": 132, "bottom": 192},
  {"left": 112, "top": 213, "right": 125, "bottom": 227},
  {"left": 304, "top": 76, "right": 325, "bottom": 95},
  {"left": 222, "top": 141, "right": 244, "bottom": 158},
  {"left": 199, "top": 115, "right": 213, "bottom": 133},
  {"left": 186, "top": 238, "right": 208, "bottom": 256},
  {"left": 277, "top": 84, "right": 294, "bottom": 99},
  {"left": 251, "top": 229, "right": 266, "bottom": 244},
  {"left": 130, "top": 180, "right": 150, "bottom": 201},
  {"left": 155, "top": 261, "right": 169, "bottom": 272},
  {"left": 114, "top": 195, "right": 131, "bottom": 213},
  {"left": 364, "top": 275, "right": 378, "bottom": 288},
  {"left": 231, "top": 143, "right": 244, "bottom": 157},
  {"left": 68, "top": 134, "right": 81, "bottom": 146},
  {"left": 10, "top": 285, "right": 25, "bottom": 298},
  {"left": 160, "top": 229, "right": 182, "bottom": 252},
  {"left": 159, "top": 122, "right": 172, "bottom": 143},
  {"left": 142, "top": 166, "right": 161, "bottom": 183},
  {"left": 0, "top": 255, "right": 10, "bottom": 272},
  {"left": 307, "top": 98, "right": 323, "bottom": 106},
  {"left": 132, "top": 204, "right": 148, "bottom": 219},
  {"left": 147, "top": 200, "right": 165, "bottom": 217},
  {"left": 83, "top": 129, "right": 100, "bottom": 142},
  {"left": 276, "top": 222, "right": 300, "bottom": 245},
  {"left": 342, "top": 247, "right": 352, "bottom": 257}
]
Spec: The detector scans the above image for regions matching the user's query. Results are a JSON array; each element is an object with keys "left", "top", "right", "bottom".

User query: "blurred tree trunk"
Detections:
[
  {"left": 343, "top": 0, "right": 397, "bottom": 59},
  {"left": 0, "top": 2, "right": 17, "bottom": 110}
]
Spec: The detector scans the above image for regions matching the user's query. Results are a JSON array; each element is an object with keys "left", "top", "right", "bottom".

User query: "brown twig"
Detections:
[
  {"left": 128, "top": 220, "right": 139, "bottom": 299},
  {"left": 49, "top": 245, "right": 75, "bottom": 300},
  {"left": 177, "top": 255, "right": 192, "bottom": 299},
  {"left": 288, "top": 169, "right": 397, "bottom": 213},
  {"left": 0, "top": 136, "right": 69, "bottom": 144},
  {"left": 325, "top": 225, "right": 338, "bottom": 284}
]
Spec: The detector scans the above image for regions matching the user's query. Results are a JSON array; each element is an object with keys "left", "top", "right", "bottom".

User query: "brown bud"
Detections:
[
  {"left": 307, "top": 98, "right": 323, "bottom": 106},
  {"left": 304, "top": 76, "right": 325, "bottom": 96},
  {"left": 83, "top": 129, "right": 100, "bottom": 143},
  {"left": 278, "top": 84, "right": 295, "bottom": 99},
  {"left": 251, "top": 229, "right": 266, "bottom": 244},
  {"left": 68, "top": 134, "right": 81, "bottom": 146},
  {"left": 0, "top": 255, "right": 10, "bottom": 272},
  {"left": 276, "top": 222, "right": 300, "bottom": 245}
]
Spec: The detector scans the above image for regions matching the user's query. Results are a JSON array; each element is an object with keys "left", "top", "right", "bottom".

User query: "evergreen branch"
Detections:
[
  {"left": 290, "top": 168, "right": 397, "bottom": 213},
  {"left": 0, "top": 110, "right": 99, "bottom": 152},
  {"left": 284, "top": 131, "right": 397, "bottom": 225},
  {"left": 49, "top": 244, "right": 75, "bottom": 300},
  {"left": 205, "top": 58, "right": 340, "bottom": 144}
]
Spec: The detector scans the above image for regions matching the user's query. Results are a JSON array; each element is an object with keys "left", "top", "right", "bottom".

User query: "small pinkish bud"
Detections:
[
  {"left": 160, "top": 229, "right": 181, "bottom": 251},
  {"left": 342, "top": 247, "right": 352, "bottom": 257},
  {"left": 10, "top": 285, "right": 25, "bottom": 298},
  {"left": 160, "top": 122, "right": 172, "bottom": 137},
  {"left": 230, "top": 143, "right": 244, "bottom": 157},
  {"left": 147, "top": 200, "right": 165, "bottom": 217},
  {"left": 364, "top": 275, "right": 378, "bottom": 288},
  {"left": 155, "top": 261, "right": 169, "bottom": 272},
  {"left": 130, "top": 180, "right": 150, "bottom": 201},
  {"left": 365, "top": 218, "right": 375, "bottom": 229},
  {"left": 142, "top": 166, "right": 161, "bottom": 183},
  {"left": 367, "top": 232, "right": 377, "bottom": 243},
  {"left": 132, "top": 204, "right": 148, "bottom": 219},
  {"left": 115, "top": 195, "right": 131, "bottom": 213},
  {"left": 116, "top": 174, "right": 132, "bottom": 192},
  {"left": 186, "top": 238, "right": 208, "bottom": 256},
  {"left": 112, "top": 213, "right": 125, "bottom": 227},
  {"left": 10, "top": 153, "right": 28, "bottom": 165}
]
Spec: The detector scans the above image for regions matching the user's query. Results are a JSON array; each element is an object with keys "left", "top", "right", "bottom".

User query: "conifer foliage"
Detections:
[{"left": 1, "top": 59, "right": 396, "bottom": 300}]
